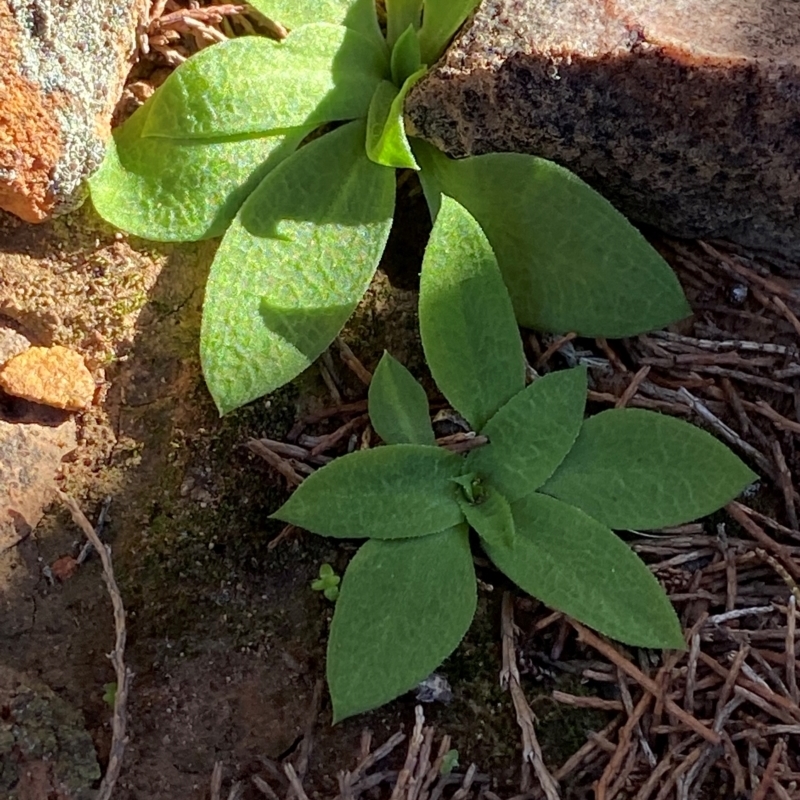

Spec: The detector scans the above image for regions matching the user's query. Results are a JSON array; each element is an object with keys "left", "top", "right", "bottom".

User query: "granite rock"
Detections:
[
  {"left": 406, "top": 0, "right": 800, "bottom": 262},
  {"left": 0, "top": 0, "right": 147, "bottom": 222}
]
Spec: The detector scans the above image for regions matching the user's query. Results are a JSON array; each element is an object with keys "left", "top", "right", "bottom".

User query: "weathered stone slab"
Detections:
[
  {"left": 406, "top": 0, "right": 800, "bottom": 262},
  {"left": 0, "top": 410, "right": 76, "bottom": 551},
  {"left": 0, "top": 0, "right": 146, "bottom": 222}
]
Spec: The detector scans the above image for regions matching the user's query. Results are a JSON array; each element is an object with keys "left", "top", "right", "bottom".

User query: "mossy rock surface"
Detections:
[{"left": 0, "top": 664, "right": 100, "bottom": 799}]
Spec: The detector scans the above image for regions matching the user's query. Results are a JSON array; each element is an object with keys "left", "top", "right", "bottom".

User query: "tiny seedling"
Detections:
[
  {"left": 272, "top": 198, "right": 756, "bottom": 722},
  {"left": 440, "top": 750, "right": 459, "bottom": 776},
  {"left": 102, "top": 682, "right": 117, "bottom": 708},
  {"left": 312, "top": 562, "right": 341, "bottom": 601},
  {"left": 89, "top": 0, "right": 690, "bottom": 415}
]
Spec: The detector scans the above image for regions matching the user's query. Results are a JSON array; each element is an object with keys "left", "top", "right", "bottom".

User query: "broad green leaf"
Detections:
[
  {"left": 458, "top": 487, "right": 514, "bottom": 548},
  {"left": 200, "top": 121, "right": 394, "bottom": 413},
  {"left": 390, "top": 24, "right": 423, "bottom": 85},
  {"left": 248, "top": 0, "right": 384, "bottom": 46},
  {"left": 143, "top": 26, "right": 388, "bottom": 140},
  {"left": 328, "top": 525, "right": 476, "bottom": 721},
  {"left": 412, "top": 141, "right": 691, "bottom": 338},
  {"left": 540, "top": 408, "right": 758, "bottom": 530},
  {"left": 418, "top": 0, "right": 479, "bottom": 63},
  {"left": 271, "top": 445, "right": 464, "bottom": 538},
  {"left": 366, "top": 73, "right": 425, "bottom": 169},
  {"left": 369, "top": 351, "right": 435, "bottom": 445},
  {"left": 467, "top": 368, "right": 587, "bottom": 502},
  {"left": 387, "top": 0, "right": 423, "bottom": 48},
  {"left": 89, "top": 99, "right": 307, "bottom": 241},
  {"left": 420, "top": 196, "right": 525, "bottom": 430},
  {"left": 485, "top": 493, "right": 685, "bottom": 649}
]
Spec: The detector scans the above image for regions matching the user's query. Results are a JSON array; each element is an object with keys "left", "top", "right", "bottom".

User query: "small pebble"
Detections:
[
  {"left": 730, "top": 284, "right": 748, "bottom": 304},
  {"left": 51, "top": 555, "right": 80, "bottom": 582},
  {"left": 416, "top": 672, "right": 453, "bottom": 703},
  {"left": 0, "top": 345, "right": 95, "bottom": 410}
]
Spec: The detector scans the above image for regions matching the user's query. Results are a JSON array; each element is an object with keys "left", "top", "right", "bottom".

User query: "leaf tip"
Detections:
[
  {"left": 268, "top": 500, "right": 291, "bottom": 524},
  {"left": 330, "top": 693, "right": 359, "bottom": 725},
  {"left": 630, "top": 612, "right": 686, "bottom": 652},
  {"left": 658, "top": 625, "right": 689, "bottom": 653}
]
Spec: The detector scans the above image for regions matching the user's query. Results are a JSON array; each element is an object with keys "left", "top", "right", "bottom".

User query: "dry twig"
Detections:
[
  {"left": 58, "top": 491, "right": 131, "bottom": 800},
  {"left": 501, "top": 593, "right": 561, "bottom": 799}
]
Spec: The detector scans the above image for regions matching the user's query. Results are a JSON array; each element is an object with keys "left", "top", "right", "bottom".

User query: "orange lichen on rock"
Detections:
[
  {"left": 0, "top": 0, "right": 146, "bottom": 223},
  {"left": 0, "top": 4, "right": 61, "bottom": 221},
  {"left": 0, "top": 345, "right": 95, "bottom": 410}
]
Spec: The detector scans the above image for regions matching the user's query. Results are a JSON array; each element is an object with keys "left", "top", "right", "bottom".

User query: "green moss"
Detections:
[
  {"left": 114, "top": 366, "right": 348, "bottom": 662},
  {"left": 532, "top": 675, "right": 612, "bottom": 767},
  {"left": 427, "top": 592, "right": 612, "bottom": 779},
  {"left": 1, "top": 670, "right": 100, "bottom": 799},
  {"left": 436, "top": 592, "right": 520, "bottom": 773}
]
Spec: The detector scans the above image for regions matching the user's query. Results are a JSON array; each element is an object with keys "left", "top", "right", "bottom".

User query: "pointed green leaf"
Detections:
[
  {"left": 451, "top": 472, "right": 480, "bottom": 504},
  {"left": 248, "top": 0, "right": 384, "bottom": 45},
  {"left": 419, "top": 196, "right": 525, "bottom": 430},
  {"left": 390, "top": 24, "right": 423, "bottom": 85},
  {"left": 200, "top": 121, "right": 395, "bottom": 413},
  {"left": 417, "top": 159, "right": 443, "bottom": 219},
  {"left": 369, "top": 351, "right": 435, "bottom": 445},
  {"left": 271, "top": 445, "right": 464, "bottom": 538},
  {"left": 143, "top": 26, "right": 388, "bottom": 141},
  {"left": 540, "top": 408, "right": 758, "bottom": 530},
  {"left": 458, "top": 487, "right": 514, "bottom": 548},
  {"left": 418, "top": 0, "right": 479, "bottom": 63},
  {"left": 89, "top": 99, "right": 307, "bottom": 241},
  {"left": 485, "top": 493, "right": 684, "bottom": 649},
  {"left": 366, "top": 73, "right": 425, "bottom": 169},
  {"left": 467, "top": 368, "right": 587, "bottom": 502},
  {"left": 413, "top": 141, "right": 691, "bottom": 338},
  {"left": 387, "top": 0, "right": 423, "bottom": 48},
  {"left": 329, "top": 525, "right": 476, "bottom": 721}
]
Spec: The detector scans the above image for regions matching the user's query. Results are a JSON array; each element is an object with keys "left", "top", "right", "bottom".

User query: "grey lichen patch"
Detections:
[
  {"left": 0, "top": 664, "right": 100, "bottom": 799},
  {"left": 8, "top": 0, "right": 146, "bottom": 214},
  {"left": 0, "top": 324, "right": 30, "bottom": 364}
]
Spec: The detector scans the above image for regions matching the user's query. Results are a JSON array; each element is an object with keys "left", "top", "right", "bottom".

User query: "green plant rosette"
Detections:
[
  {"left": 272, "top": 197, "right": 756, "bottom": 721},
  {"left": 90, "top": 0, "right": 689, "bottom": 415}
]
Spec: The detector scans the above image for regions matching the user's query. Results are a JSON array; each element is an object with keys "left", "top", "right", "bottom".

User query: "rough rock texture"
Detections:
[
  {"left": 406, "top": 0, "right": 800, "bottom": 261},
  {"left": 0, "top": 664, "right": 100, "bottom": 799},
  {"left": 0, "top": 344, "right": 95, "bottom": 409},
  {"left": 0, "top": 0, "right": 147, "bottom": 222},
  {"left": 0, "top": 324, "right": 30, "bottom": 363},
  {"left": 0, "top": 409, "right": 76, "bottom": 551}
]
